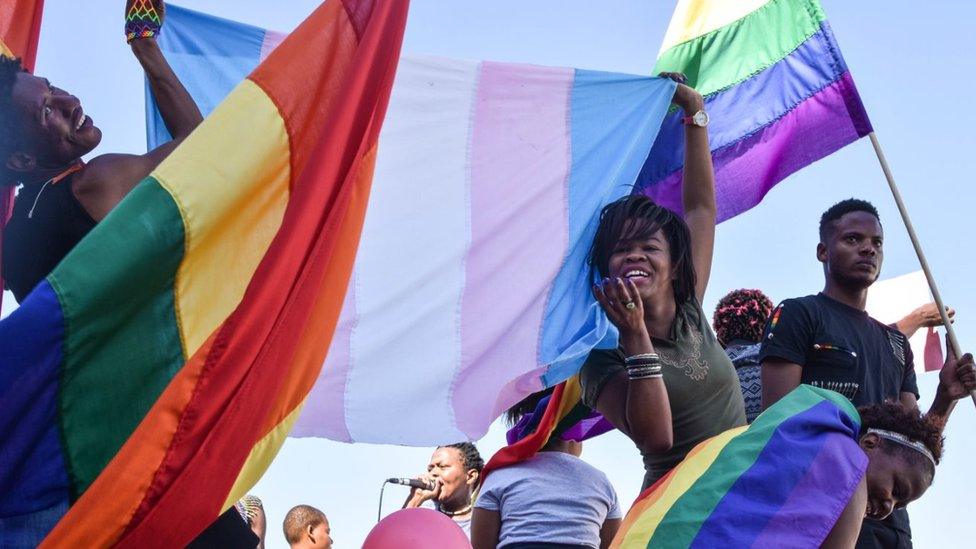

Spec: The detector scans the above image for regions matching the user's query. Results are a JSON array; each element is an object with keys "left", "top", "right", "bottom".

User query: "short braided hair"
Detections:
[
  {"left": 859, "top": 402, "right": 943, "bottom": 479},
  {"left": 712, "top": 289, "right": 774, "bottom": 346},
  {"left": 0, "top": 55, "right": 25, "bottom": 186},
  {"left": 439, "top": 442, "right": 484, "bottom": 475}
]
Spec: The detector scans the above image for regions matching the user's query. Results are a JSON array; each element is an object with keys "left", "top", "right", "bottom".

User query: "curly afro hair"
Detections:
[
  {"left": 712, "top": 288, "right": 774, "bottom": 346},
  {"left": 859, "top": 402, "right": 943, "bottom": 478},
  {"left": 819, "top": 198, "right": 881, "bottom": 242}
]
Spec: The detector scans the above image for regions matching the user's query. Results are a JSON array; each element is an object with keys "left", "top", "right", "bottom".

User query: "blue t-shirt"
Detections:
[{"left": 475, "top": 451, "right": 621, "bottom": 548}]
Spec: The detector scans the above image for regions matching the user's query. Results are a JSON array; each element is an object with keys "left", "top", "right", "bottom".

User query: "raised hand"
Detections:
[
  {"left": 593, "top": 277, "right": 654, "bottom": 355},
  {"left": 125, "top": 0, "right": 165, "bottom": 43},
  {"left": 659, "top": 72, "right": 704, "bottom": 114},
  {"left": 938, "top": 334, "right": 976, "bottom": 401}
]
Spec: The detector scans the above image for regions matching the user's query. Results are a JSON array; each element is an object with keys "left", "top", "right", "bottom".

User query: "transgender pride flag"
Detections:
[{"left": 148, "top": 5, "right": 676, "bottom": 444}]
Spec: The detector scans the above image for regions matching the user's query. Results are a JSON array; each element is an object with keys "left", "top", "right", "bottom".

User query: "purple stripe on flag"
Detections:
[
  {"left": 259, "top": 30, "right": 287, "bottom": 61},
  {"left": 752, "top": 432, "right": 867, "bottom": 546},
  {"left": 290, "top": 279, "right": 357, "bottom": 441},
  {"left": 643, "top": 72, "right": 869, "bottom": 221},
  {"left": 689, "top": 400, "right": 865, "bottom": 547},
  {"left": 452, "top": 62, "right": 573, "bottom": 437}
]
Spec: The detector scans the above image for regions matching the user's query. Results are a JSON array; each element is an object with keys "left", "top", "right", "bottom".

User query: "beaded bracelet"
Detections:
[
  {"left": 624, "top": 352, "right": 660, "bottom": 364},
  {"left": 628, "top": 370, "right": 664, "bottom": 380},
  {"left": 125, "top": 0, "right": 163, "bottom": 43},
  {"left": 627, "top": 364, "right": 663, "bottom": 380}
]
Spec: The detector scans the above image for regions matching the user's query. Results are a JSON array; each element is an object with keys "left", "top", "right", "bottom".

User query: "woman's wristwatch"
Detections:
[{"left": 681, "top": 110, "right": 709, "bottom": 127}]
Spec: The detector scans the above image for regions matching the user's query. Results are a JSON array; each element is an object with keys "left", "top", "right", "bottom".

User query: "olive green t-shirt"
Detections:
[{"left": 579, "top": 298, "right": 747, "bottom": 488}]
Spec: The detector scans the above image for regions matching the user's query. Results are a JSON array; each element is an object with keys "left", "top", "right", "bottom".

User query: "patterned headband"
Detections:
[{"left": 867, "top": 428, "right": 937, "bottom": 470}]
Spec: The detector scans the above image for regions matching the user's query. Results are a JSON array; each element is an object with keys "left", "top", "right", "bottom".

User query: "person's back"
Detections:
[
  {"left": 3, "top": 172, "right": 94, "bottom": 301},
  {"left": 474, "top": 448, "right": 621, "bottom": 549}
]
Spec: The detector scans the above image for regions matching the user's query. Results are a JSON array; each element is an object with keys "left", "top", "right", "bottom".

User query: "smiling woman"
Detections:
[{"left": 579, "top": 74, "right": 747, "bottom": 491}]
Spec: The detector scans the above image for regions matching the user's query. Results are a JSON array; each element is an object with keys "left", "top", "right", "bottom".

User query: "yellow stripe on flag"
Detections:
[
  {"left": 221, "top": 399, "right": 307, "bottom": 511},
  {"left": 614, "top": 426, "right": 748, "bottom": 548},
  {"left": 659, "top": 0, "right": 771, "bottom": 54},
  {"left": 152, "top": 79, "right": 291, "bottom": 357}
]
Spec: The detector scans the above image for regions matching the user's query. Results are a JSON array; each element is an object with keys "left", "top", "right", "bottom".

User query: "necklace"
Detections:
[
  {"left": 441, "top": 503, "right": 473, "bottom": 517},
  {"left": 26, "top": 161, "right": 85, "bottom": 219}
]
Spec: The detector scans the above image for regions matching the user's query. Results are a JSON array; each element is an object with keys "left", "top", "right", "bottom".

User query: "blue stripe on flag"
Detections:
[
  {"left": 0, "top": 281, "right": 70, "bottom": 516},
  {"left": 539, "top": 71, "right": 675, "bottom": 386},
  {"left": 146, "top": 4, "right": 267, "bottom": 147}
]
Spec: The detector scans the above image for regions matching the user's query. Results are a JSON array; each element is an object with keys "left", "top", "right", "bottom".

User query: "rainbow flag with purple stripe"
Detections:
[
  {"left": 638, "top": 0, "right": 872, "bottom": 220},
  {"left": 612, "top": 385, "right": 866, "bottom": 548}
]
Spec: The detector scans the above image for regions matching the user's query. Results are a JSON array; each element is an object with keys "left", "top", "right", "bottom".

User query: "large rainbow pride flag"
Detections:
[
  {"left": 612, "top": 385, "right": 867, "bottom": 548},
  {"left": 637, "top": 0, "right": 873, "bottom": 220},
  {"left": 145, "top": 4, "right": 678, "bottom": 445},
  {"left": 0, "top": 0, "right": 408, "bottom": 544}
]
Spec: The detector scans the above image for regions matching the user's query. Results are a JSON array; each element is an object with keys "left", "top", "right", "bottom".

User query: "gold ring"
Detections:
[{"left": 625, "top": 301, "right": 637, "bottom": 310}]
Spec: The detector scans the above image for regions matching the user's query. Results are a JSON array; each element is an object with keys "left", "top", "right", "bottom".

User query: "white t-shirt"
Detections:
[{"left": 475, "top": 451, "right": 622, "bottom": 548}]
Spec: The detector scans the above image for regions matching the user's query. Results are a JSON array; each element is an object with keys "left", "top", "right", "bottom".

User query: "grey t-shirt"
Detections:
[{"left": 475, "top": 451, "right": 621, "bottom": 549}]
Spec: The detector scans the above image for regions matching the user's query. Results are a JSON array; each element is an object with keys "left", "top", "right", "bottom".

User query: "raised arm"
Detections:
[
  {"left": 662, "top": 74, "right": 715, "bottom": 302},
  {"left": 73, "top": 0, "right": 203, "bottom": 220}
]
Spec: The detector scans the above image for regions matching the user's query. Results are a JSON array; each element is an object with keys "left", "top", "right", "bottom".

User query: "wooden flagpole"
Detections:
[{"left": 868, "top": 132, "right": 976, "bottom": 406}]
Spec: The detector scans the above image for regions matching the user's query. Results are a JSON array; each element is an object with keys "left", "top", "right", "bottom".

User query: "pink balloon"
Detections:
[{"left": 363, "top": 508, "right": 471, "bottom": 549}]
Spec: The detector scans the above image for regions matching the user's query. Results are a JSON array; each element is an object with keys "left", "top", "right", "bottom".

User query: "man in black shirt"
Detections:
[{"left": 760, "top": 198, "right": 975, "bottom": 549}]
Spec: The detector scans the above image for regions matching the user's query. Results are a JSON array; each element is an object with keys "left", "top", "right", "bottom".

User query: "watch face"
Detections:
[{"left": 693, "top": 110, "right": 709, "bottom": 127}]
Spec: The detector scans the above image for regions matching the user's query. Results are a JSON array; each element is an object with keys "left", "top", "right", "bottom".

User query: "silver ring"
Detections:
[{"left": 625, "top": 301, "right": 637, "bottom": 310}]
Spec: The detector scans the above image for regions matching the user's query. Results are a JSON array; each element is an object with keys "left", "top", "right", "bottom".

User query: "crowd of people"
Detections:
[{"left": 2, "top": 1, "right": 974, "bottom": 548}]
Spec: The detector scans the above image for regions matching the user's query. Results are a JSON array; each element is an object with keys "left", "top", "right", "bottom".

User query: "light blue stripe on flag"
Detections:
[
  {"left": 539, "top": 71, "right": 675, "bottom": 386},
  {"left": 146, "top": 4, "right": 266, "bottom": 147}
]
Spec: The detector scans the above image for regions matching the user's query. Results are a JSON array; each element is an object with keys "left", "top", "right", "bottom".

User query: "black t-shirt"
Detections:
[
  {"left": 759, "top": 293, "right": 919, "bottom": 406},
  {"left": 2, "top": 176, "right": 97, "bottom": 302},
  {"left": 759, "top": 292, "right": 918, "bottom": 542}
]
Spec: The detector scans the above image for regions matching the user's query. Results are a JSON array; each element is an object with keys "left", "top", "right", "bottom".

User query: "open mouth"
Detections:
[
  {"left": 624, "top": 269, "right": 649, "bottom": 279},
  {"left": 72, "top": 106, "right": 88, "bottom": 132}
]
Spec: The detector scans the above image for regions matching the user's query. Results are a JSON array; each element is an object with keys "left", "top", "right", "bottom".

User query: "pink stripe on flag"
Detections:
[
  {"left": 452, "top": 62, "right": 573, "bottom": 437},
  {"left": 259, "top": 30, "right": 287, "bottom": 61},
  {"left": 291, "top": 278, "right": 356, "bottom": 441},
  {"left": 645, "top": 73, "right": 865, "bottom": 222}
]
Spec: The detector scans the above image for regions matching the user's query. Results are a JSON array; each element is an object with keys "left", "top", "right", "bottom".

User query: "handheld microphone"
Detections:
[{"left": 386, "top": 477, "right": 434, "bottom": 490}]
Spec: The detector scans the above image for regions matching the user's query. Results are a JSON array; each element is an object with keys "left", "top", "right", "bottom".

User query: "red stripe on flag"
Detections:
[{"left": 481, "top": 381, "right": 569, "bottom": 479}]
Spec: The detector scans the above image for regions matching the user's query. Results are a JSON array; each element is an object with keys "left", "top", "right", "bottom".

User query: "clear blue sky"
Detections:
[{"left": 4, "top": 1, "right": 975, "bottom": 546}]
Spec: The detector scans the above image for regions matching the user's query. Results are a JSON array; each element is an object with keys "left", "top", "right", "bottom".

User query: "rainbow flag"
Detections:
[
  {"left": 612, "top": 385, "right": 867, "bottom": 548},
  {"left": 0, "top": 0, "right": 407, "bottom": 545},
  {"left": 637, "top": 0, "right": 873, "bottom": 220},
  {"left": 146, "top": 5, "right": 678, "bottom": 445}
]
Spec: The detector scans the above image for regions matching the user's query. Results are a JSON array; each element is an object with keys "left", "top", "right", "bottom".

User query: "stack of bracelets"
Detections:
[{"left": 625, "top": 352, "right": 663, "bottom": 380}]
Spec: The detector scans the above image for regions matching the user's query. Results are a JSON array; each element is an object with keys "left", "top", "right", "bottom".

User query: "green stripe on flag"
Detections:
[
  {"left": 48, "top": 177, "right": 186, "bottom": 497},
  {"left": 654, "top": 0, "right": 827, "bottom": 98},
  {"left": 645, "top": 385, "right": 843, "bottom": 547}
]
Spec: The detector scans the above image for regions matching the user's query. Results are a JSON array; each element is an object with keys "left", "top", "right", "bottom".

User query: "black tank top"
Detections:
[{"left": 2, "top": 175, "right": 97, "bottom": 302}]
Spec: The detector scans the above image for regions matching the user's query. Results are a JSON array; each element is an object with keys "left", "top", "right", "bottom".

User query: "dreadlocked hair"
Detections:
[
  {"left": 712, "top": 289, "right": 774, "bottom": 346},
  {"left": 505, "top": 386, "right": 555, "bottom": 427},
  {"left": 859, "top": 402, "right": 943, "bottom": 477},
  {"left": 0, "top": 55, "right": 25, "bottom": 186},
  {"left": 589, "top": 194, "right": 697, "bottom": 305},
  {"left": 440, "top": 442, "right": 485, "bottom": 476}
]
